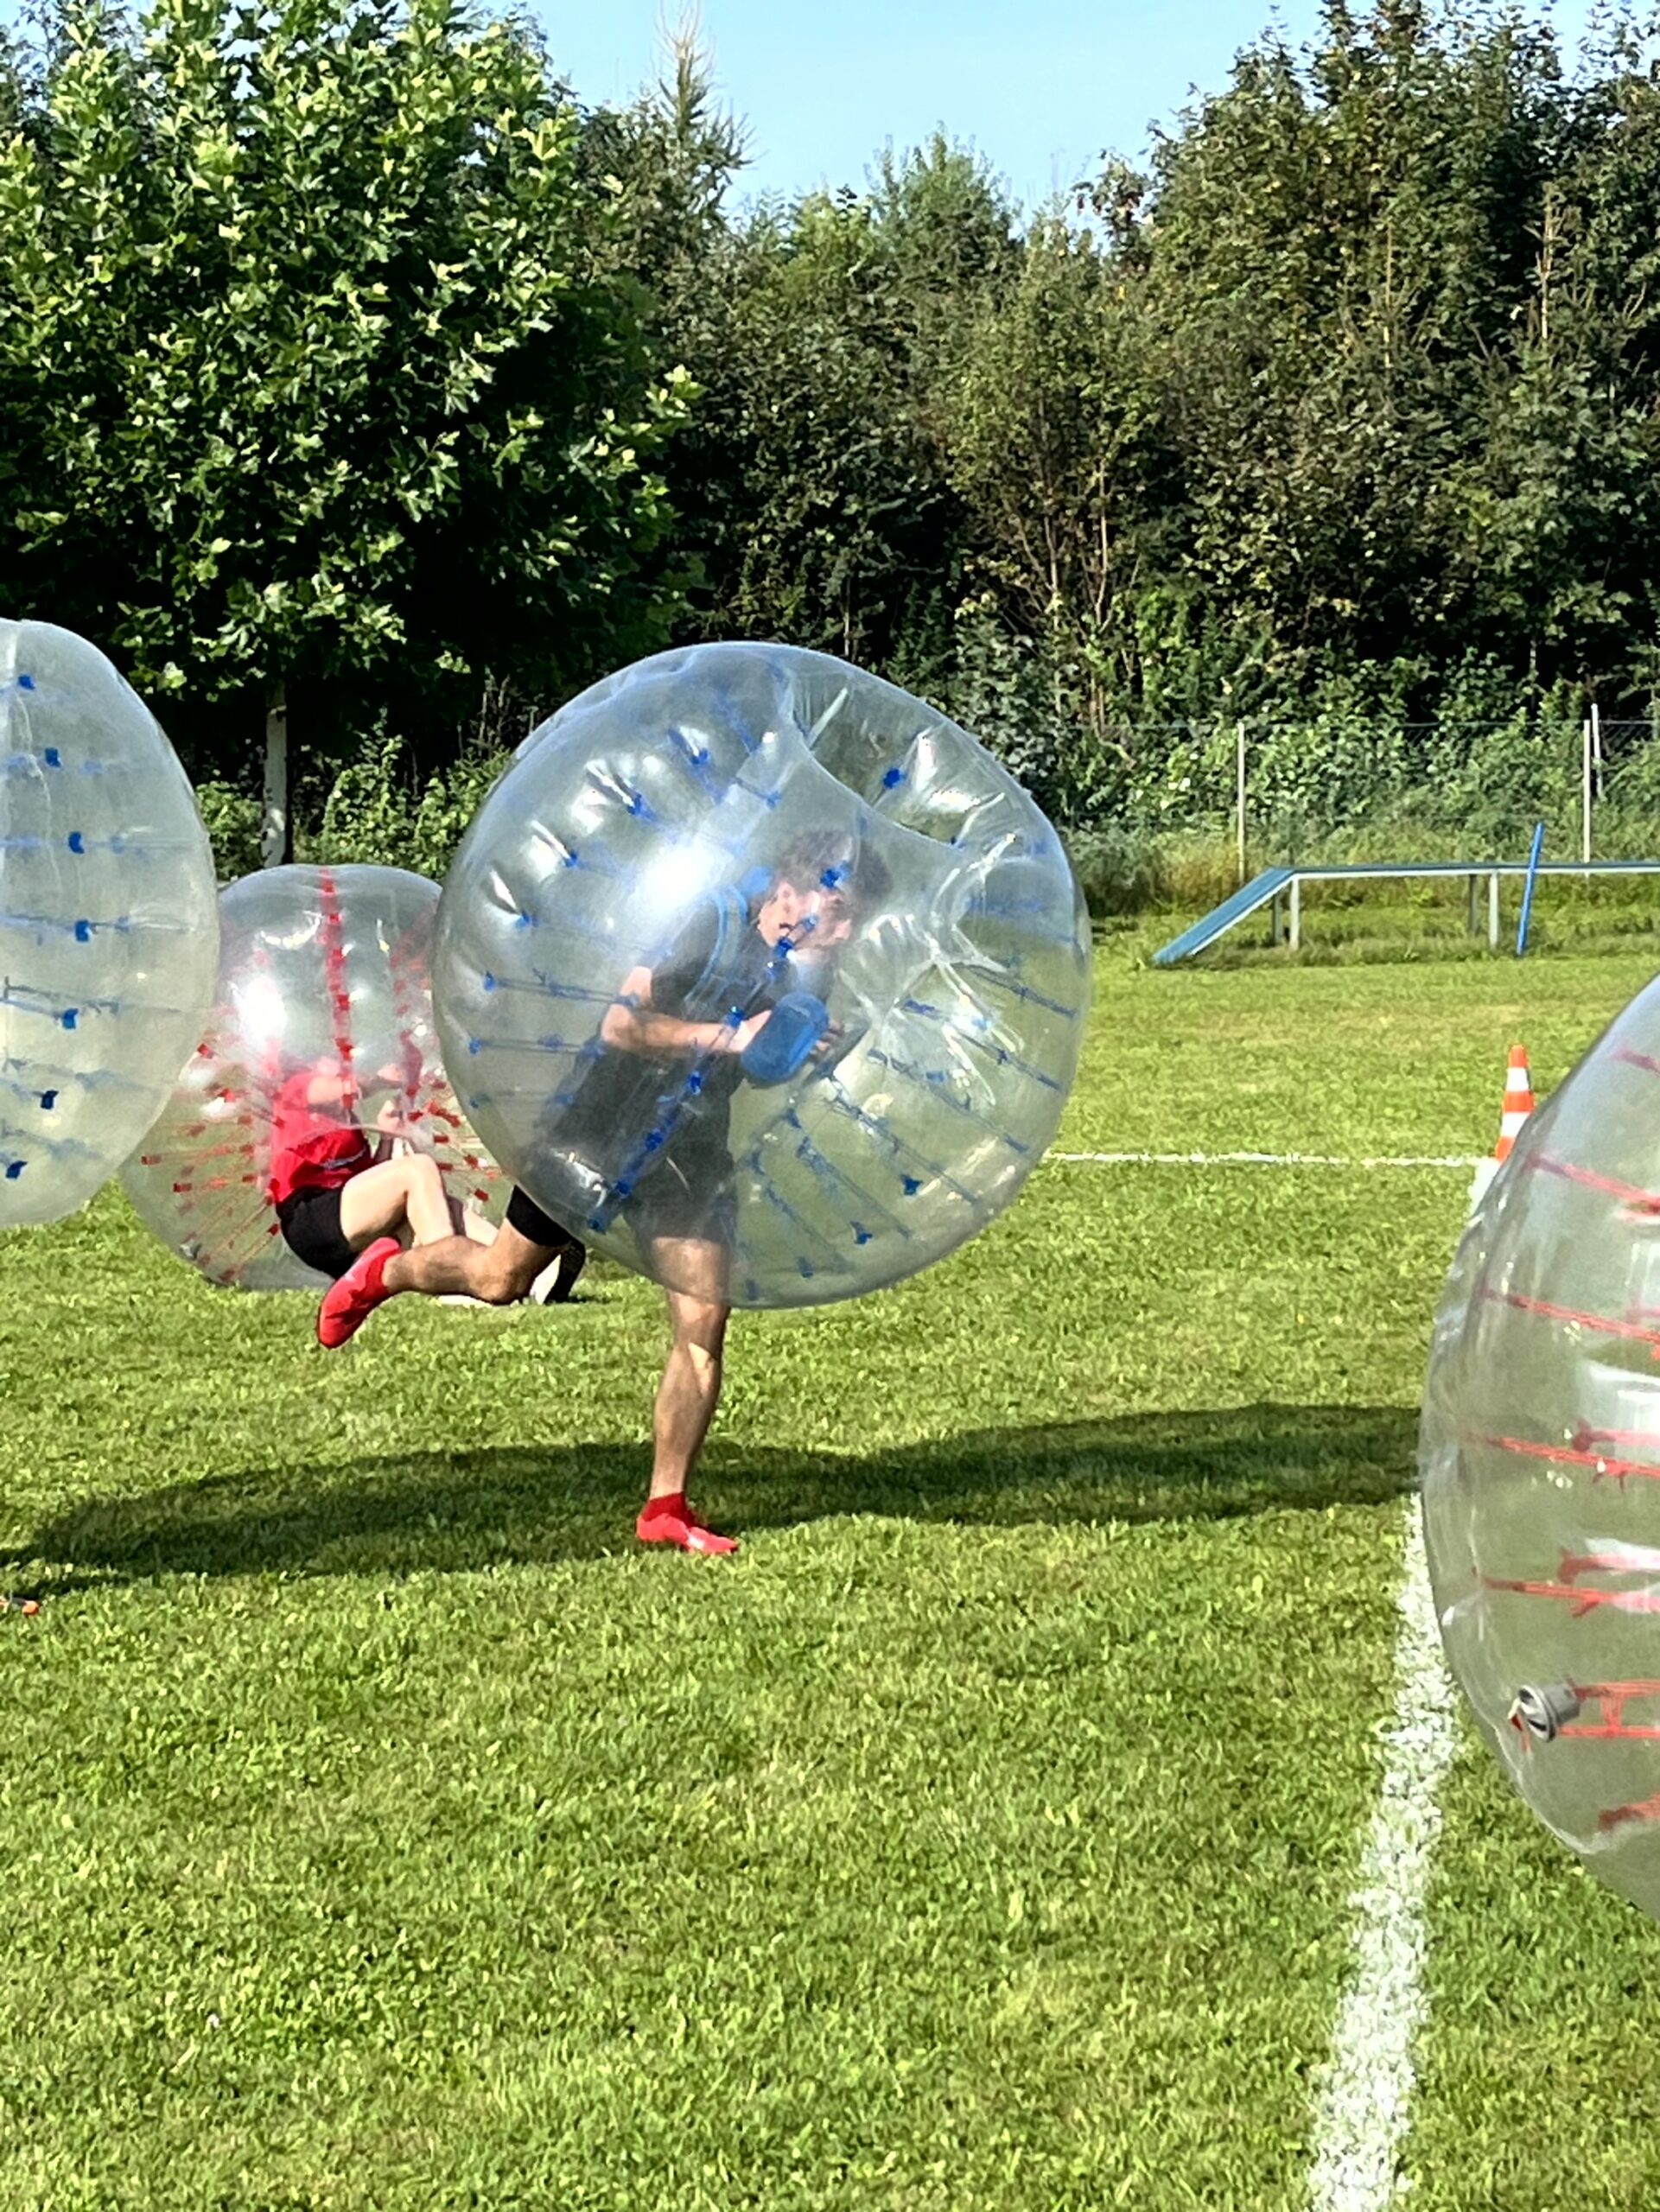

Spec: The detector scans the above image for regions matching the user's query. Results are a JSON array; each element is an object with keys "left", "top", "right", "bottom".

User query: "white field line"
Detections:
[
  {"left": 1046, "top": 1122, "right": 1471, "bottom": 2206},
  {"left": 1307, "top": 1503, "right": 1459, "bottom": 2212},
  {"left": 1046, "top": 1149, "right": 1484, "bottom": 1170}
]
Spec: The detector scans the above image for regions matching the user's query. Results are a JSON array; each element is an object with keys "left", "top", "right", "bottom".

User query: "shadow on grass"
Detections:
[{"left": 24, "top": 1402, "right": 1415, "bottom": 1587}]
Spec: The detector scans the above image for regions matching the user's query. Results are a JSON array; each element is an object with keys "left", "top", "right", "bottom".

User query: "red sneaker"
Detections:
[
  {"left": 635, "top": 1495, "right": 738, "bottom": 1555},
  {"left": 317, "top": 1236, "right": 401, "bottom": 1348}
]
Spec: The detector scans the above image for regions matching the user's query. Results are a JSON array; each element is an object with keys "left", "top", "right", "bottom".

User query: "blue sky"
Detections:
[
  {"left": 536, "top": 0, "right": 1600, "bottom": 215},
  {"left": 0, "top": 0, "right": 1604, "bottom": 215}
]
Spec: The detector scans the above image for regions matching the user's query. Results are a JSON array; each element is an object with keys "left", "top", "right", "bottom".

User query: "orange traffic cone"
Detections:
[
  {"left": 1471, "top": 1045, "right": 1534, "bottom": 1210},
  {"left": 1494, "top": 1045, "right": 1535, "bottom": 1164}
]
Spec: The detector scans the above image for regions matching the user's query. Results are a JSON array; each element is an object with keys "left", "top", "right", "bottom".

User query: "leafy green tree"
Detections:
[
  {"left": 577, "top": 19, "right": 747, "bottom": 342},
  {"left": 12, "top": 0, "right": 1660, "bottom": 852},
  {"left": 661, "top": 137, "right": 1014, "bottom": 677},
  {"left": 1133, "top": 3, "right": 1578, "bottom": 685},
  {"left": 941, "top": 214, "right": 1164, "bottom": 743},
  {"left": 0, "top": 0, "right": 690, "bottom": 780},
  {"left": 1452, "top": 52, "right": 1660, "bottom": 702}
]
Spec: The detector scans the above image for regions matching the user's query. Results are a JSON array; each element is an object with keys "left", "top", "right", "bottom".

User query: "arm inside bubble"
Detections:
[{"left": 598, "top": 962, "right": 765, "bottom": 1060}]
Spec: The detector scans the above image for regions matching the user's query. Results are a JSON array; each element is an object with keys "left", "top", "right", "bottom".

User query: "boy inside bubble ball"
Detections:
[
  {"left": 315, "top": 832, "right": 888, "bottom": 1556},
  {"left": 269, "top": 1051, "right": 501, "bottom": 1283}
]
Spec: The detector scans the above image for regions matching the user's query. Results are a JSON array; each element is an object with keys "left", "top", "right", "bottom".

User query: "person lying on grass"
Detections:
[
  {"left": 269, "top": 1052, "right": 526, "bottom": 1291},
  {"left": 314, "top": 834, "right": 883, "bottom": 1558}
]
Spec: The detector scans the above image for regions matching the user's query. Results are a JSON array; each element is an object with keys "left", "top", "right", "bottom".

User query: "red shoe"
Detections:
[
  {"left": 635, "top": 1495, "right": 738, "bottom": 1555},
  {"left": 317, "top": 1236, "right": 401, "bottom": 1348}
]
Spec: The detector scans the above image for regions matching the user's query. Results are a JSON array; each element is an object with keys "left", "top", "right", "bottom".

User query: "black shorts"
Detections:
[
  {"left": 277, "top": 1185, "right": 360, "bottom": 1281},
  {"left": 630, "top": 1149, "right": 736, "bottom": 1248},
  {"left": 511, "top": 1153, "right": 734, "bottom": 1253},
  {"left": 505, "top": 1185, "right": 586, "bottom": 1255}
]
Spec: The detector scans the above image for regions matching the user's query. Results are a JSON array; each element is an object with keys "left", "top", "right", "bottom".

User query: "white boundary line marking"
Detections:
[
  {"left": 1307, "top": 1504, "right": 1459, "bottom": 2212},
  {"left": 1047, "top": 1149, "right": 1484, "bottom": 1170},
  {"left": 1046, "top": 1124, "right": 1472, "bottom": 2204}
]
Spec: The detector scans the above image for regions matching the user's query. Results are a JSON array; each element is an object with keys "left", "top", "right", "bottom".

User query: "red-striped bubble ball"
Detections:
[
  {"left": 1423, "top": 982, "right": 1660, "bottom": 1918},
  {"left": 123, "top": 864, "right": 501, "bottom": 1287}
]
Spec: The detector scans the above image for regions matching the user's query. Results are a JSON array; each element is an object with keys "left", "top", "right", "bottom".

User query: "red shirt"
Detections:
[{"left": 267, "top": 1070, "right": 373, "bottom": 1206}]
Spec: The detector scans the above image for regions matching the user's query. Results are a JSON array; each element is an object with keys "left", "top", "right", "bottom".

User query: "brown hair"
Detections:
[{"left": 774, "top": 830, "right": 892, "bottom": 915}]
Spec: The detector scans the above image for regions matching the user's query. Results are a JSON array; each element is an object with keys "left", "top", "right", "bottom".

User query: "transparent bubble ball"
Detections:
[
  {"left": 435, "top": 641, "right": 1091, "bottom": 1309},
  {"left": 123, "top": 863, "right": 502, "bottom": 1288},
  {"left": 1422, "top": 979, "right": 1660, "bottom": 1918},
  {"left": 0, "top": 618, "right": 219, "bottom": 1226}
]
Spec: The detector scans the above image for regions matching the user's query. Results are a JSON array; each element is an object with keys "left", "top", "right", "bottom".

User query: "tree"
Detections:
[
  {"left": 665, "top": 137, "right": 1016, "bottom": 679},
  {"left": 576, "top": 15, "right": 747, "bottom": 342},
  {"left": 1130, "top": 3, "right": 1579, "bottom": 687},
  {"left": 1452, "top": 47, "right": 1660, "bottom": 701},
  {"left": 942, "top": 215, "right": 1164, "bottom": 733},
  {"left": 0, "top": 0, "right": 690, "bottom": 791}
]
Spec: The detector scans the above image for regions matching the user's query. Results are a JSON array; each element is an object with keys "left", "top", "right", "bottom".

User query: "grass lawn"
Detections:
[{"left": 3, "top": 936, "right": 1660, "bottom": 2209}]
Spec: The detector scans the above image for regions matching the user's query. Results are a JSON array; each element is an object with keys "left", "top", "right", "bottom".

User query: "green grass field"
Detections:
[{"left": 5, "top": 940, "right": 1660, "bottom": 2209}]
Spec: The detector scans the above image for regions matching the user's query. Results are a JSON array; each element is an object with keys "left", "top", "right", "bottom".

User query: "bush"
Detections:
[
  {"left": 408, "top": 747, "right": 511, "bottom": 880},
  {"left": 1062, "top": 825, "right": 1161, "bottom": 914},
  {"left": 942, "top": 607, "right": 1075, "bottom": 815},
  {"left": 311, "top": 734, "right": 418, "bottom": 869},
  {"left": 1061, "top": 825, "right": 1240, "bottom": 916},
  {"left": 194, "top": 780, "right": 264, "bottom": 882},
  {"left": 308, "top": 730, "right": 509, "bottom": 880}
]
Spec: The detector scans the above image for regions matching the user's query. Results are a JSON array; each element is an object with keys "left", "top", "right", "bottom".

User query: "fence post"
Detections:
[
  {"left": 1582, "top": 717, "right": 1593, "bottom": 863},
  {"left": 261, "top": 682, "right": 289, "bottom": 868},
  {"left": 1592, "top": 700, "right": 1603, "bottom": 802},
  {"left": 1235, "top": 720, "right": 1247, "bottom": 887}
]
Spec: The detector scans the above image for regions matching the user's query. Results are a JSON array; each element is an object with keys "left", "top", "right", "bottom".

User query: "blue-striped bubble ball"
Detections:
[
  {"left": 0, "top": 618, "right": 219, "bottom": 1227},
  {"left": 434, "top": 641, "right": 1091, "bottom": 1310}
]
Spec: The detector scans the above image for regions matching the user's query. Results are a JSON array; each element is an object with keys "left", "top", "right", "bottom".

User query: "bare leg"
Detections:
[
  {"left": 646, "top": 1237, "right": 732, "bottom": 1503},
  {"left": 428, "top": 1201, "right": 501, "bottom": 1306},
  {"left": 337, "top": 1154, "right": 452, "bottom": 1249},
  {"left": 455, "top": 1202, "right": 498, "bottom": 1248},
  {"left": 383, "top": 1219, "right": 556, "bottom": 1304}
]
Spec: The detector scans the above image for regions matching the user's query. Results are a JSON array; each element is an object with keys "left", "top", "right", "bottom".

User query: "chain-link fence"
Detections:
[
  {"left": 1059, "top": 715, "right": 1660, "bottom": 862},
  {"left": 253, "top": 693, "right": 1660, "bottom": 918},
  {"left": 1039, "top": 711, "right": 1660, "bottom": 914},
  {"left": 1589, "top": 716, "right": 1660, "bottom": 855}
]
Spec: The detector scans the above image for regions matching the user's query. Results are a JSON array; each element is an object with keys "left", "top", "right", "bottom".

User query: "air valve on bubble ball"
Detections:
[{"left": 1508, "top": 1683, "right": 1582, "bottom": 1743}]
